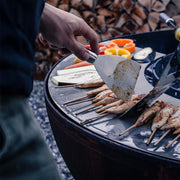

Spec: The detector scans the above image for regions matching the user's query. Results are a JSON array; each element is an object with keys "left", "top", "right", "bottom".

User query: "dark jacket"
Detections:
[{"left": 0, "top": 0, "right": 44, "bottom": 96}]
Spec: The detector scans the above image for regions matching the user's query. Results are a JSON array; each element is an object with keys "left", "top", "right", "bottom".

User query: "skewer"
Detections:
[
  {"left": 147, "top": 104, "right": 174, "bottom": 146},
  {"left": 119, "top": 124, "right": 136, "bottom": 136},
  {"left": 154, "top": 129, "right": 171, "bottom": 146},
  {"left": 66, "top": 97, "right": 94, "bottom": 106},
  {"left": 63, "top": 84, "right": 109, "bottom": 105},
  {"left": 119, "top": 100, "right": 166, "bottom": 137},
  {"left": 55, "top": 84, "right": 76, "bottom": 88},
  {"left": 165, "top": 134, "right": 180, "bottom": 149},
  {"left": 75, "top": 105, "right": 97, "bottom": 115},
  {"left": 146, "top": 128, "right": 157, "bottom": 145},
  {"left": 63, "top": 95, "right": 89, "bottom": 105},
  {"left": 80, "top": 112, "right": 110, "bottom": 125}
]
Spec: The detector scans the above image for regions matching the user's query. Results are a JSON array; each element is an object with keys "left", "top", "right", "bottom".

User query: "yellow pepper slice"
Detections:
[{"left": 104, "top": 48, "right": 131, "bottom": 59}]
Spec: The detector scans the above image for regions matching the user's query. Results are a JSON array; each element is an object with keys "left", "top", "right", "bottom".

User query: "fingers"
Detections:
[
  {"left": 73, "top": 20, "right": 99, "bottom": 55},
  {"left": 68, "top": 39, "right": 90, "bottom": 60},
  {"left": 58, "top": 48, "right": 71, "bottom": 56}
]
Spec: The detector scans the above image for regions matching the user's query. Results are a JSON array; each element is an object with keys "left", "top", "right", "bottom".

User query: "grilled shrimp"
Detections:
[
  {"left": 161, "top": 106, "right": 180, "bottom": 130},
  {"left": 103, "top": 99, "right": 139, "bottom": 114},
  {"left": 96, "top": 99, "right": 124, "bottom": 113},
  {"left": 174, "top": 128, "right": 180, "bottom": 134},
  {"left": 92, "top": 89, "right": 113, "bottom": 103},
  {"left": 86, "top": 84, "right": 109, "bottom": 97},
  {"left": 151, "top": 104, "right": 174, "bottom": 131},
  {"left": 102, "top": 94, "right": 145, "bottom": 114},
  {"left": 134, "top": 100, "right": 166, "bottom": 127}
]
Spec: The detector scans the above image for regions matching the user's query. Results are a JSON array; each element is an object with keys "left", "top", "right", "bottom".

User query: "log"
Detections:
[
  {"left": 96, "top": 15, "right": 106, "bottom": 33},
  {"left": 110, "top": 0, "right": 122, "bottom": 12},
  {"left": 124, "top": 19, "right": 139, "bottom": 33},
  {"left": 136, "top": 23, "right": 150, "bottom": 33},
  {"left": 133, "top": 3, "right": 147, "bottom": 20},
  {"left": 121, "top": 0, "right": 135, "bottom": 14},
  {"left": 107, "top": 28, "right": 123, "bottom": 38},
  {"left": 115, "top": 13, "right": 130, "bottom": 28},
  {"left": 97, "top": 8, "right": 115, "bottom": 17},
  {"left": 69, "top": 8, "right": 82, "bottom": 18},
  {"left": 152, "top": 1, "right": 166, "bottom": 12},
  {"left": 138, "top": 0, "right": 152, "bottom": 12},
  {"left": 71, "top": 0, "right": 82, "bottom": 9},
  {"left": 83, "top": 0, "right": 94, "bottom": 10},
  {"left": 148, "top": 12, "right": 160, "bottom": 31},
  {"left": 131, "top": 13, "right": 144, "bottom": 26},
  {"left": 58, "top": 4, "right": 69, "bottom": 11}
]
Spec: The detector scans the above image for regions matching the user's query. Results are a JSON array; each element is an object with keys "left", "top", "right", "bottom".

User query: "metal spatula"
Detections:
[{"left": 86, "top": 50, "right": 141, "bottom": 101}]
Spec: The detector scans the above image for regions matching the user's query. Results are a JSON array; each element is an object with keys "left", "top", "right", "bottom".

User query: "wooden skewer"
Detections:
[
  {"left": 75, "top": 104, "right": 97, "bottom": 115},
  {"left": 55, "top": 84, "right": 76, "bottom": 88},
  {"left": 63, "top": 95, "right": 89, "bottom": 105},
  {"left": 119, "top": 124, "right": 136, "bottom": 136},
  {"left": 146, "top": 128, "right": 157, "bottom": 145},
  {"left": 165, "top": 134, "right": 180, "bottom": 149},
  {"left": 154, "top": 129, "right": 171, "bottom": 146},
  {"left": 66, "top": 97, "right": 94, "bottom": 106},
  {"left": 80, "top": 112, "right": 110, "bottom": 125}
]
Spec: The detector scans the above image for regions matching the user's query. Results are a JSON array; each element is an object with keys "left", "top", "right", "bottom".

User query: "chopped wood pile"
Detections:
[{"left": 34, "top": 0, "right": 180, "bottom": 80}]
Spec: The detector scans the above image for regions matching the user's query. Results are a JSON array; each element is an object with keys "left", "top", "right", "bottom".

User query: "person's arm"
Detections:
[{"left": 39, "top": 3, "right": 99, "bottom": 60}]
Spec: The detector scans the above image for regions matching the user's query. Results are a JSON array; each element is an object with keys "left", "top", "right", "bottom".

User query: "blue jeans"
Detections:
[{"left": 0, "top": 95, "right": 61, "bottom": 180}]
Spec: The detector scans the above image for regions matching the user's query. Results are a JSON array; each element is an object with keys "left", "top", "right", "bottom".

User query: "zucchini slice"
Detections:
[{"left": 133, "top": 47, "right": 155, "bottom": 63}]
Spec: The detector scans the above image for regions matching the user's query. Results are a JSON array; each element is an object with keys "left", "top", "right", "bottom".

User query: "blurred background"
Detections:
[{"left": 34, "top": 0, "right": 180, "bottom": 80}]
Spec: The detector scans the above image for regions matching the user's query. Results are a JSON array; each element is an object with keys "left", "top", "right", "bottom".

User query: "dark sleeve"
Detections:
[{"left": 0, "top": 0, "right": 45, "bottom": 96}]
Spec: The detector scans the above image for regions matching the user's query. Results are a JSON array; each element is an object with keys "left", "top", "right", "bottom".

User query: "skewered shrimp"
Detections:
[
  {"left": 80, "top": 94, "right": 145, "bottom": 125},
  {"left": 151, "top": 104, "right": 174, "bottom": 131},
  {"left": 161, "top": 106, "right": 180, "bottom": 130},
  {"left": 154, "top": 106, "right": 180, "bottom": 146},
  {"left": 119, "top": 100, "right": 166, "bottom": 136},
  {"left": 86, "top": 84, "right": 109, "bottom": 97},
  {"left": 96, "top": 99, "right": 124, "bottom": 113},
  {"left": 174, "top": 128, "right": 180, "bottom": 135},
  {"left": 75, "top": 93, "right": 119, "bottom": 115},
  {"left": 92, "top": 89, "right": 113, "bottom": 103},
  {"left": 146, "top": 104, "right": 174, "bottom": 145},
  {"left": 63, "top": 84, "right": 109, "bottom": 105},
  {"left": 103, "top": 99, "right": 139, "bottom": 114}
]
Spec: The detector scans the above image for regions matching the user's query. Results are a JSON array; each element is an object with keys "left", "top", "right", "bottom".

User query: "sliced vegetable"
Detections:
[
  {"left": 108, "top": 39, "right": 136, "bottom": 53},
  {"left": 104, "top": 48, "right": 131, "bottom": 59},
  {"left": 64, "top": 61, "right": 92, "bottom": 69},
  {"left": 58, "top": 65, "right": 96, "bottom": 75},
  {"left": 53, "top": 65, "right": 102, "bottom": 85},
  {"left": 132, "top": 47, "right": 155, "bottom": 63},
  {"left": 86, "top": 43, "right": 108, "bottom": 55}
]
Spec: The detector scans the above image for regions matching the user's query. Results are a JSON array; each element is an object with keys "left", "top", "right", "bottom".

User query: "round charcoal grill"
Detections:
[{"left": 44, "top": 30, "right": 180, "bottom": 180}]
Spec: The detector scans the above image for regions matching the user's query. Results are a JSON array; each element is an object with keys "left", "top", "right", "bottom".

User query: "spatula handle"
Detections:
[
  {"left": 86, "top": 50, "right": 97, "bottom": 64},
  {"left": 159, "top": 13, "right": 175, "bottom": 28}
]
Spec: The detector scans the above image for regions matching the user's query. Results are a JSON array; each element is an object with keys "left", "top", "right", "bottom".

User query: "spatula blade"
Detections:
[{"left": 94, "top": 55, "right": 141, "bottom": 101}]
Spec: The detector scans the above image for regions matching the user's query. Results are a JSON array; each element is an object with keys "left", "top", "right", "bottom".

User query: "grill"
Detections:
[{"left": 44, "top": 30, "right": 180, "bottom": 180}]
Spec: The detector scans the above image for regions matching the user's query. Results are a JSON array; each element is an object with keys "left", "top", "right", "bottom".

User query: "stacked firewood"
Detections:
[{"left": 34, "top": 0, "right": 180, "bottom": 80}]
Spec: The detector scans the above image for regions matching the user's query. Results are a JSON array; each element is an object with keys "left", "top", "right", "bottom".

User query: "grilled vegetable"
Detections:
[
  {"left": 132, "top": 47, "right": 155, "bottom": 63},
  {"left": 52, "top": 65, "right": 102, "bottom": 85},
  {"left": 108, "top": 39, "right": 135, "bottom": 53},
  {"left": 104, "top": 48, "right": 131, "bottom": 59}
]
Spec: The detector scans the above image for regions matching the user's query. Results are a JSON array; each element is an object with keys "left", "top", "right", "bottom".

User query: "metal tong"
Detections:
[{"left": 120, "top": 13, "right": 180, "bottom": 119}]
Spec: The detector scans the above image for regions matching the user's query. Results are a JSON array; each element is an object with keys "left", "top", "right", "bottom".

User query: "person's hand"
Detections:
[{"left": 40, "top": 3, "right": 99, "bottom": 60}]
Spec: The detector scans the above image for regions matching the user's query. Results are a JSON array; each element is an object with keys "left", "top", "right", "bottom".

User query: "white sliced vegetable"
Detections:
[
  {"left": 52, "top": 65, "right": 102, "bottom": 85},
  {"left": 133, "top": 47, "right": 155, "bottom": 63},
  {"left": 57, "top": 65, "right": 96, "bottom": 76}
]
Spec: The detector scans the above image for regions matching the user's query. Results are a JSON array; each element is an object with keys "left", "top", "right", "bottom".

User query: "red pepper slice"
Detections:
[{"left": 86, "top": 44, "right": 107, "bottom": 55}]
